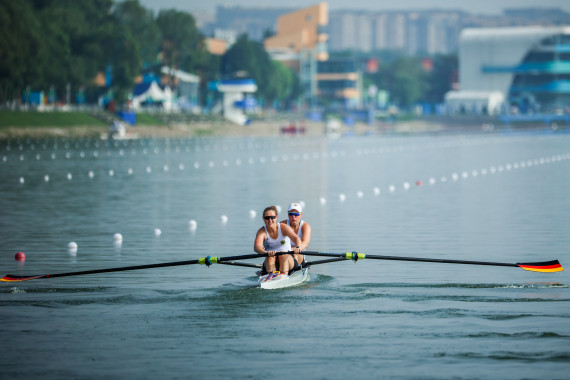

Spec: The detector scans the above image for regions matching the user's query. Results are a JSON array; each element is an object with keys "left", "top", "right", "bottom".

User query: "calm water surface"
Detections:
[{"left": 1, "top": 130, "right": 569, "bottom": 379}]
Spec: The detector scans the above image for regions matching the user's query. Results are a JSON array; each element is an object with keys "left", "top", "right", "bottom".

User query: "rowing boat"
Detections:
[
  {"left": 1, "top": 251, "right": 562, "bottom": 287},
  {"left": 258, "top": 267, "right": 310, "bottom": 289}
]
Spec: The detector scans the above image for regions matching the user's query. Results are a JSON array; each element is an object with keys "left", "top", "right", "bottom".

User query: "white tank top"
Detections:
[
  {"left": 286, "top": 220, "right": 304, "bottom": 245},
  {"left": 263, "top": 223, "right": 291, "bottom": 252}
]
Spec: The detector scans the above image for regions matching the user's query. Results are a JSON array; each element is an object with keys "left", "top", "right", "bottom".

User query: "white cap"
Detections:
[{"left": 288, "top": 202, "right": 302, "bottom": 212}]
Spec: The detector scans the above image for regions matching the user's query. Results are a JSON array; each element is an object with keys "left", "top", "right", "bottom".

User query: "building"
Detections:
[
  {"left": 316, "top": 59, "right": 361, "bottom": 109},
  {"left": 264, "top": 2, "right": 329, "bottom": 105},
  {"left": 446, "top": 26, "right": 570, "bottom": 115}
]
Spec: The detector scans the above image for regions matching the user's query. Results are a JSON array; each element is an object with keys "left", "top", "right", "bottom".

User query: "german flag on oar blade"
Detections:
[{"left": 517, "top": 260, "right": 564, "bottom": 273}]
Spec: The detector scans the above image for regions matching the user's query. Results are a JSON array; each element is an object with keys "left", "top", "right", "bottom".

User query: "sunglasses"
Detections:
[
  {"left": 263, "top": 215, "right": 276, "bottom": 220},
  {"left": 288, "top": 212, "right": 300, "bottom": 216}
]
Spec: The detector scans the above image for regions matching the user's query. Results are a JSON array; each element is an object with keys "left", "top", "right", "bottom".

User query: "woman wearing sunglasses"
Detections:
[
  {"left": 254, "top": 205, "right": 302, "bottom": 276},
  {"left": 281, "top": 202, "right": 311, "bottom": 270}
]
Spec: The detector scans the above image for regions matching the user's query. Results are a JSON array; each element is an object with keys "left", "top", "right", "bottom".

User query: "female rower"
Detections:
[
  {"left": 281, "top": 202, "right": 311, "bottom": 269},
  {"left": 254, "top": 205, "right": 301, "bottom": 275}
]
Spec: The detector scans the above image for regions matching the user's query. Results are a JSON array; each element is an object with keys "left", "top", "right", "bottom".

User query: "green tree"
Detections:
[
  {"left": 0, "top": 1, "right": 43, "bottom": 102},
  {"left": 156, "top": 9, "right": 205, "bottom": 73},
  {"left": 425, "top": 54, "right": 458, "bottom": 104},
  {"left": 114, "top": 0, "right": 160, "bottom": 67},
  {"left": 368, "top": 56, "right": 428, "bottom": 109}
]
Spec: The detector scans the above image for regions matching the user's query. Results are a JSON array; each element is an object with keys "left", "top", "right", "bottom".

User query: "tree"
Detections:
[
  {"left": 222, "top": 35, "right": 300, "bottom": 108},
  {"left": 156, "top": 9, "right": 206, "bottom": 74},
  {"left": 114, "top": 0, "right": 159, "bottom": 67},
  {"left": 425, "top": 54, "right": 458, "bottom": 104},
  {"left": 0, "top": 1, "right": 43, "bottom": 102}
]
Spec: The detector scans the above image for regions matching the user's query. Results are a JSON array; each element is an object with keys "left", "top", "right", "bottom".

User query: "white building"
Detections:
[{"left": 446, "top": 26, "right": 570, "bottom": 114}]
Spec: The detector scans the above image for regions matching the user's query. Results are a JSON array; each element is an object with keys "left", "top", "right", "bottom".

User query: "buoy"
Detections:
[
  {"left": 373, "top": 187, "right": 380, "bottom": 195},
  {"left": 249, "top": 210, "right": 257, "bottom": 218},
  {"left": 113, "top": 233, "right": 123, "bottom": 242},
  {"left": 68, "top": 242, "right": 78, "bottom": 250},
  {"left": 319, "top": 197, "right": 327, "bottom": 205},
  {"left": 189, "top": 219, "right": 197, "bottom": 230},
  {"left": 220, "top": 215, "right": 228, "bottom": 224},
  {"left": 403, "top": 182, "right": 410, "bottom": 190},
  {"left": 154, "top": 228, "right": 162, "bottom": 237},
  {"left": 416, "top": 180, "right": 422, "bottom": 186},
  {"left": 339, "top": 193, "right": 346, "bottom": 202},
  {"left": 15, "top": 252, "right": 26, "bottom": 262}
]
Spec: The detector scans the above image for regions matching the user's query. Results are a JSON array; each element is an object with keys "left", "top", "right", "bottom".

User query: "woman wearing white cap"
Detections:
[
  {"left": 254, "top": 205, "right": 302, "bottom": 276},
  {"left": 281, "top": 202, "right": 311, "bottom": 270}
]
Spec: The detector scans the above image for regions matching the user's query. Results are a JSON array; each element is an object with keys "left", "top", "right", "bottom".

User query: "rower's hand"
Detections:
[
  {"left": 292, "top": 246, "right": 301, "bottom": 254},
  {"left": 267, "top": 250, "right": 276, "bottom": 257}
]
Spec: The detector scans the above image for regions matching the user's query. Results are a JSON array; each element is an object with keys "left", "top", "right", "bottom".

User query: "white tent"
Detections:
[{"left": 131, "top": 82, "right": 174, "bottom": 111}]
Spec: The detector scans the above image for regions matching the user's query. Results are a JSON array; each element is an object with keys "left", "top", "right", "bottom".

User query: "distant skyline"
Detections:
[{"left": 138, "top": 0, "right": 570, "bottom": 16}]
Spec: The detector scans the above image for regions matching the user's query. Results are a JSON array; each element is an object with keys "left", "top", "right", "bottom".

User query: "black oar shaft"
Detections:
[
  {"left": 301, "top": 251, "right": 519, "bottom": 267},
  {"left": 365, "top": 254, "right": 519, "bottom": 268},
  {"left": 2, "top": 253, "right": 270, "bottom": 282},
  {"left": 45, "top": 259, "right": 201, "bottom": 279}
]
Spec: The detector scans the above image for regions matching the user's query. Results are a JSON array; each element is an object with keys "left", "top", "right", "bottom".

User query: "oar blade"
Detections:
[
  {"left": 517, "top": 260, "right": 564, "bottom": 273},
  {"left": 1, "top": 274, "right": 47, "bottom": 282}
]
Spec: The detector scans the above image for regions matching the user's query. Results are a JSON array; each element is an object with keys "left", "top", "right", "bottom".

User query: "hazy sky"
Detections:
[{"left": 138, "top": 0, "right": 570, "bottom": 16}]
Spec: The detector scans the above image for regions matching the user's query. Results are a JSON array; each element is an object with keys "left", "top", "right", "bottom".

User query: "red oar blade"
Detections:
[
  {"left": 517, "top": 260, "right": 564, "bottom": 273},
  {"left": 1, "top": 274, "right": 48, "bottom": 282}
]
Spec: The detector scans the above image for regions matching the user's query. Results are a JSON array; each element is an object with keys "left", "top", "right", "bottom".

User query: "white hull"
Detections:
[{"left": 258, "top": 268, "right": 309, "bottom": 289}]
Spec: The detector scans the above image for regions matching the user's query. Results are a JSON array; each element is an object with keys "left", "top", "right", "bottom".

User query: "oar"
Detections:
[
  {"left": 1, "top": 253, "right": 274, "bottom": 282},
  {"left": 301, "top": 251, "right": 564, "bottom": 273}
]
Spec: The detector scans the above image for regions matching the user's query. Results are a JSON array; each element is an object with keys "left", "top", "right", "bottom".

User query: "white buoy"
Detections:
[
  {"left": 154, "top": 228, "right": 162, "bottom": 237},
  {"left": 220, "top": 215, "right": 228, "bottom": 224},
  {"left": 189, "top": 219, "right": 197, "bottom": 231},
  {"left": 68, "top": 242, "right": 78, "bottom": 256},
  {"left": 249, "top": 210, "right": 257, "bottom": 218},
  {"left": 88, "top": 171, "right": 94, "bottom": 178},
  {"left": 403, "top": 182, "right": 410, "bottom": 190},
  {"left": 128, "top": 168, "right": 134, "bottom": 175},
  {"left": 357, "top": 191, "right": 364, "bottom": 198},
  {"left": 373, "top": 187, "right": 380, "bottom": 196},
  {"left": 113, "top": 233, "right": 123, "bottom": 242},
  {"left": 109, "top": 169, "right": 114, "bottom": 176},
  {"left": 429, "top": 177, "right": 436, "bottom": 185},
  {"left": 146, "top": 166, "right": 152, "bottom": 173},
  {"left": 19, "top": 177, "right": 24, "bottom": 184},
  {"left": 319, "top": 197, "right": 327, "bottom": 205},
  {"left": 44, "top": 175, "right": 50, "bottom": 182},
  {"left": 178, "top": 164, "right": 184, "bottom": 170},
  {"left": 389, "top": 185, "right": 396, "bottom": 193},
  {"left": 67, "top": 173, "right": 72, "bottom": 180},
  {"left": 339, "top": 193, "right": 346, "bottom": 202}
]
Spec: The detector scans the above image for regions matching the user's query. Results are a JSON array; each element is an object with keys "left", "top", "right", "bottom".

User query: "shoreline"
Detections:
[
  {"left": 0, "top": 118, "right": 564, "bottom": 140},
  {"left": 0, "top": 119, "right": 450, "bottom": 139}
]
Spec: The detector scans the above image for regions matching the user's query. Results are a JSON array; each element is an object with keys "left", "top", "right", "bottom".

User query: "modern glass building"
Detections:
[{"left": 446, "top": 26, "right": 570, "bottom": 114}]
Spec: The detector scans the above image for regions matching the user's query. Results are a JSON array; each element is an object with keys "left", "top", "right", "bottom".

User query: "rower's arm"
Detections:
[
  {"left": 253, "top": 228, "right": 267, "bottom": 254},
  {"left": 299, "top": 222, "right": 311, "bottom": 251}
]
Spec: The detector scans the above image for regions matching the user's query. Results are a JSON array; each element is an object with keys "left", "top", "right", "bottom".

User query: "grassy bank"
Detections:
[{"left": 0, "top": 110, "right": 106, "bottom": 127}]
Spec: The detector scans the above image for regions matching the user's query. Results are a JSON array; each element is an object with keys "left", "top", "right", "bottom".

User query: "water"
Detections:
[{"left": 1, "top": 131, "right": 569, "bottom": 379}]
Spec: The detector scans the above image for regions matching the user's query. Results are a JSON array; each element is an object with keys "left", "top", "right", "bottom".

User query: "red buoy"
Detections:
[
  {"left": 15, "top": 252, "right": 26, "bottom": 261},
  {"left": 416, "top": 180, "right": 422, "bottom": 186}
]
